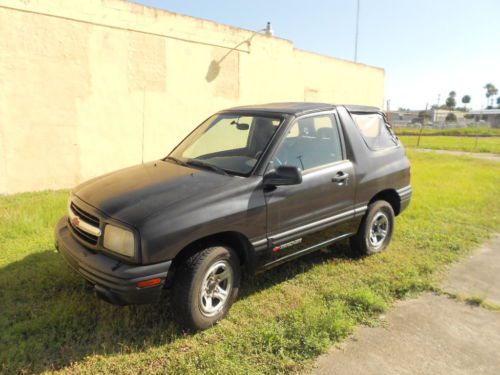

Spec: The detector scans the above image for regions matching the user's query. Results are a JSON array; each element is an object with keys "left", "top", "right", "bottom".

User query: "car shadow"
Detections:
[
  {"left": 239, "top": 240, "right": 357, "bottom": 299},
  {"left": 0, "top": 242, "right": 357, "bottom": 374}
]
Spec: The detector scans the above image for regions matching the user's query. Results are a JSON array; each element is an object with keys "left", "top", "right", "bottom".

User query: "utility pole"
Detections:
[
  {"left": 416, "top": 102, "right": 428, "bottom": 148},
  {"left": 354, "top": 0, "right": 360, "bottom": 62},
  {"left": 435, "top": 93, "right": 441, "bottom": 123}
]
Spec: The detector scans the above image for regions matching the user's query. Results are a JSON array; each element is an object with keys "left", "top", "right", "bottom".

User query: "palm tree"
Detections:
[
  {"left": 461, "top": 95, "right": 471, "bottom": 111},
  {"left": 446, "top": 91, "right": 457, "bottom": 109},
  {"left": 484, "top": 83, "right": 498, "bottom": 107}
]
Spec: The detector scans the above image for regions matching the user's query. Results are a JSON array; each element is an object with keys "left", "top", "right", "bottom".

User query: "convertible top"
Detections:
[
  {"left": 222, "top": 102, "right": 380, "bottom": 116},
  {"left": 343, "top": 104, "right": 381, "bottom": 113}
]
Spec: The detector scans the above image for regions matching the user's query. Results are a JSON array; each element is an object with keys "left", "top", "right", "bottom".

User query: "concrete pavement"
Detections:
[
  {"left": 416, "top": 148, "right": 500, "bottom": 162},
  {"left": 444, "top": 235, "right": 500, "bottom": 305},
  {"left": 311, "top": 235, "right": 500, "bottom": 375}
]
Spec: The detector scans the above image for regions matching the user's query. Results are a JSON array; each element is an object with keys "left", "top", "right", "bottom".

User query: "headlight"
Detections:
[{"left": 103, "top": 224, "right": 135, "bottom": 257}]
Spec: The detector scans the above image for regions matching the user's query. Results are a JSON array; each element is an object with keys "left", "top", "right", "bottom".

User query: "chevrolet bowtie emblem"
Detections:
[{"left": 71, "top": 216, "right": 80, "bottom": 226}]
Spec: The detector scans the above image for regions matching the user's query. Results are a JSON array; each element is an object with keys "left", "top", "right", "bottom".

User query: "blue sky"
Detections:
[{"left": 133, "top": 0, "right": 500, "bottom": 110}]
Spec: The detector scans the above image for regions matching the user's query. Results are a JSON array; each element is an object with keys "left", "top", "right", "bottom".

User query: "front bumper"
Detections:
[{"left": 55, "top": 216, "right": 171, "bottom": 305}]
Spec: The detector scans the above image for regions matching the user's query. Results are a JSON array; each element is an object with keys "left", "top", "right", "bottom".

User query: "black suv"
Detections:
[{"left": 55, "top": 102, "right": 411, "bottom": 330}]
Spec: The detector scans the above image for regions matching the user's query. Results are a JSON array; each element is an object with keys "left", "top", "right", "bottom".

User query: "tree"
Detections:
[
  {"left": 446, "top": 91, "right": 456, "bottom": 109},
  {"left": 418, "top": 110, "right": 430, "bottom": 121},
  {"left": 497, "top": 97, "right": 500, "bottom": 108},
  {"left": 445, "top": 112, "right": 457, "bottom": 123},
  {"left": 461, "top": 95, "right": 471, "bottom": 110},
  {"left": 484, "top": 83, "right": 498, "bottom": 107}
]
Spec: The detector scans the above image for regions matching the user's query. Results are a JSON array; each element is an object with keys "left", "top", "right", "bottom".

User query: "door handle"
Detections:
[{"left": 332, "top": 171, "right": 349, "bottom": 184}]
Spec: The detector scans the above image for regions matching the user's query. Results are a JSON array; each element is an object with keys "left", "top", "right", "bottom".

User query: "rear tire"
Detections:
[
  {"left": 171, "top": 246, "right": 240, "bottom": 330},
  {"left": 350, "top": 200, "right": 395, "bottom": 256}
]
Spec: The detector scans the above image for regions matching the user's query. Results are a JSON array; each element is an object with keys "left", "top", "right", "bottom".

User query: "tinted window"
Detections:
[
  {"left": 351, "top": 113, "right": 398, "bottom": 149},
  {"left": 273, "top": 115, "right": 343, "bottom": 171}
]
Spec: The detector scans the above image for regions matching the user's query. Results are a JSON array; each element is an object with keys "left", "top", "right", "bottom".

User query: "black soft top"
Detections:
[
  {"left": 221, "top": 102, "right": 380, "bottom": 116},
  {"left": 343, "top": 104, "right": 380, "bottom": 113}
]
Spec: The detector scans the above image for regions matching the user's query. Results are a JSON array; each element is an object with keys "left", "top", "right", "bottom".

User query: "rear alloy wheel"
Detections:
[
  {"left": 172, "top": 246, "right": 240, "bottom": 330},
  {"left": 369, "top": 211, "right": 390, "bottom": 250},
  {"left": 350, "top": 200, "right": 395, "bottom": 255}
]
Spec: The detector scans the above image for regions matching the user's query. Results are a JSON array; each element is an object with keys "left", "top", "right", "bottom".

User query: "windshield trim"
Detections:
[{"left": 185, "top": 158, "right": 230, "bottom": 176}]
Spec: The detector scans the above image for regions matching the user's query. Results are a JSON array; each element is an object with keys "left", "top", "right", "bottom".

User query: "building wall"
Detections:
[{"left": 0, "top": 0, "right": 385, "bottom": 194}]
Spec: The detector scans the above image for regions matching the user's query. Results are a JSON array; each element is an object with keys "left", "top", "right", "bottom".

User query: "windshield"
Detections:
[{"left": 169, "top": 113, "right": 282, "bottom": 176}]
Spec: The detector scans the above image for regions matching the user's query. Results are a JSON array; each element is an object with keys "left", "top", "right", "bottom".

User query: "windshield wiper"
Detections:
[
  {"left": 186, "top": 159, "right": 229, "bottom": 176},
  {"left": 164, "top": 156, "right": 188, "bottom": 166}
]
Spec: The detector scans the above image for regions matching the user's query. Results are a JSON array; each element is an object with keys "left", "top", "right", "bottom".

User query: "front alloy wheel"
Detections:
[
  {"left": 172, "top": 246, "right": 240, "bottom": 330},
  {"left": 199, "top": 260, "right": 233, "bottom": 317}
]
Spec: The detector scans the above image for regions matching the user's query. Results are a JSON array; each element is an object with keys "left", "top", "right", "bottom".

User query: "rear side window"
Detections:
[{"left": 351, "top": 113, "right": 398, "bottom": 150}]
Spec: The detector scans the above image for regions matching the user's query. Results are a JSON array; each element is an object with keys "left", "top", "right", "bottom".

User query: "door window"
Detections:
[{"left": 273, "top": 115, "right": 343, "bottom": 171}]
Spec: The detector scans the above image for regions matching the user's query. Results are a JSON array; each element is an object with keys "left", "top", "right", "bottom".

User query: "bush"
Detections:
[{"left": 445, "top": 113, "right": 457, "bottom": 123}]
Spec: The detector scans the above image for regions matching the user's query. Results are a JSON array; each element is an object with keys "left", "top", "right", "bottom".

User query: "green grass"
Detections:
[
  {"left": 1, "top": 151, "right": 499, "bottom": 374},
  {"left": 441, "top": 292, "right": 500, "bottom": 312},
  {"left": 399, "top": 135, "right": 500, "bottom": 154},
  {"left": 395, "top": 127, "right": 500, "bottom": 137}
]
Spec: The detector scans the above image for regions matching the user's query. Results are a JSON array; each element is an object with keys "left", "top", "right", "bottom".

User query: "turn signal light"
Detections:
[{"left": 137, "top": 278, "right": 161, "bottom": 288}]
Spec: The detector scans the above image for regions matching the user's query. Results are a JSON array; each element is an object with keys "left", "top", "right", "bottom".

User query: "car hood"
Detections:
[{"left": 73, "top": 160, "right": 234, "bottom": 226}]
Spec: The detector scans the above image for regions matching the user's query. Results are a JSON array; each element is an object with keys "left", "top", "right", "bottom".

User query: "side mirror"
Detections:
[{"left": 263, "top": 166, "right": 302, "bottom": 186}]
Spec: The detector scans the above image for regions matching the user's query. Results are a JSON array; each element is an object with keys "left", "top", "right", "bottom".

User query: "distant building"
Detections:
[
  {"left": 430, "top": 109, "right": 466, "bottom": 125},
  {"left": 468, "top": 109, "right": 500, "bottom": 128},
  {"left": 387, "top": 108, "right": 498, "bottom": 128},
  {"left": 387, "top": 110, "right": 421, "bottom": 127}
]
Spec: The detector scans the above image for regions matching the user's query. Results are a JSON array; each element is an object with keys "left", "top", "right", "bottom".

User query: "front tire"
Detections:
[
  {"left": 350, "top": 200, "right": 395, "bottom": 256},
  {"left": 171, "top": 246, "right": 241, "bottom": 330}
]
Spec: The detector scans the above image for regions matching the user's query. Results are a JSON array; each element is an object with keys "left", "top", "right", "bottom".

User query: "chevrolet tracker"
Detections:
[{"left": 55, "top": 102, "right": 412, "bottom": 330}]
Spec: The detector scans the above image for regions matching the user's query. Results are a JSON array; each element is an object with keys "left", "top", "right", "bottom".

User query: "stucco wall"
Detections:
[{"left": 0, "top": 0, "right": 384, "bottom": 194}]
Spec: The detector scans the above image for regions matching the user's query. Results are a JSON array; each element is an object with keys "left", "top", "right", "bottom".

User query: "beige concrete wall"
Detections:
[{"left": 0, "top": 0, "right": 384, "bottom": 194}]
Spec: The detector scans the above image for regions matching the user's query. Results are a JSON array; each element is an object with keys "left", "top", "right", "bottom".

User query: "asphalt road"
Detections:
[{"left": 311, "top": 235, "right": 500, "bottom": 375}]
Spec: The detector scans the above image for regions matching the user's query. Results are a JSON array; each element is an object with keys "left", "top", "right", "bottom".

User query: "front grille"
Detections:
[
  {"left": 71, "top": 202, "right": 100, "bottom": 227},
  {"left": 70, "top": 221, "right": 99, "bottom": 245},
  {"left": 69, "top": 202, "right": 100, "bottom": 246}
]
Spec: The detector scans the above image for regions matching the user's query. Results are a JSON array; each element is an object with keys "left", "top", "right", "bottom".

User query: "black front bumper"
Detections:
[{"left": 55, "top": 216, "right": 171, "bottom": 305}]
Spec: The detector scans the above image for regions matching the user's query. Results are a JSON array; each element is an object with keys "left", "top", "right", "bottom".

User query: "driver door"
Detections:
[{"left": 263, "top": 113, "right": 356, "bottom": 266}]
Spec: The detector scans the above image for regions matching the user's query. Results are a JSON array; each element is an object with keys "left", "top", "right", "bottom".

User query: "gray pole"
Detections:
[{"left": 354, "top": 0, "right": 360, "bottom": 62}]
